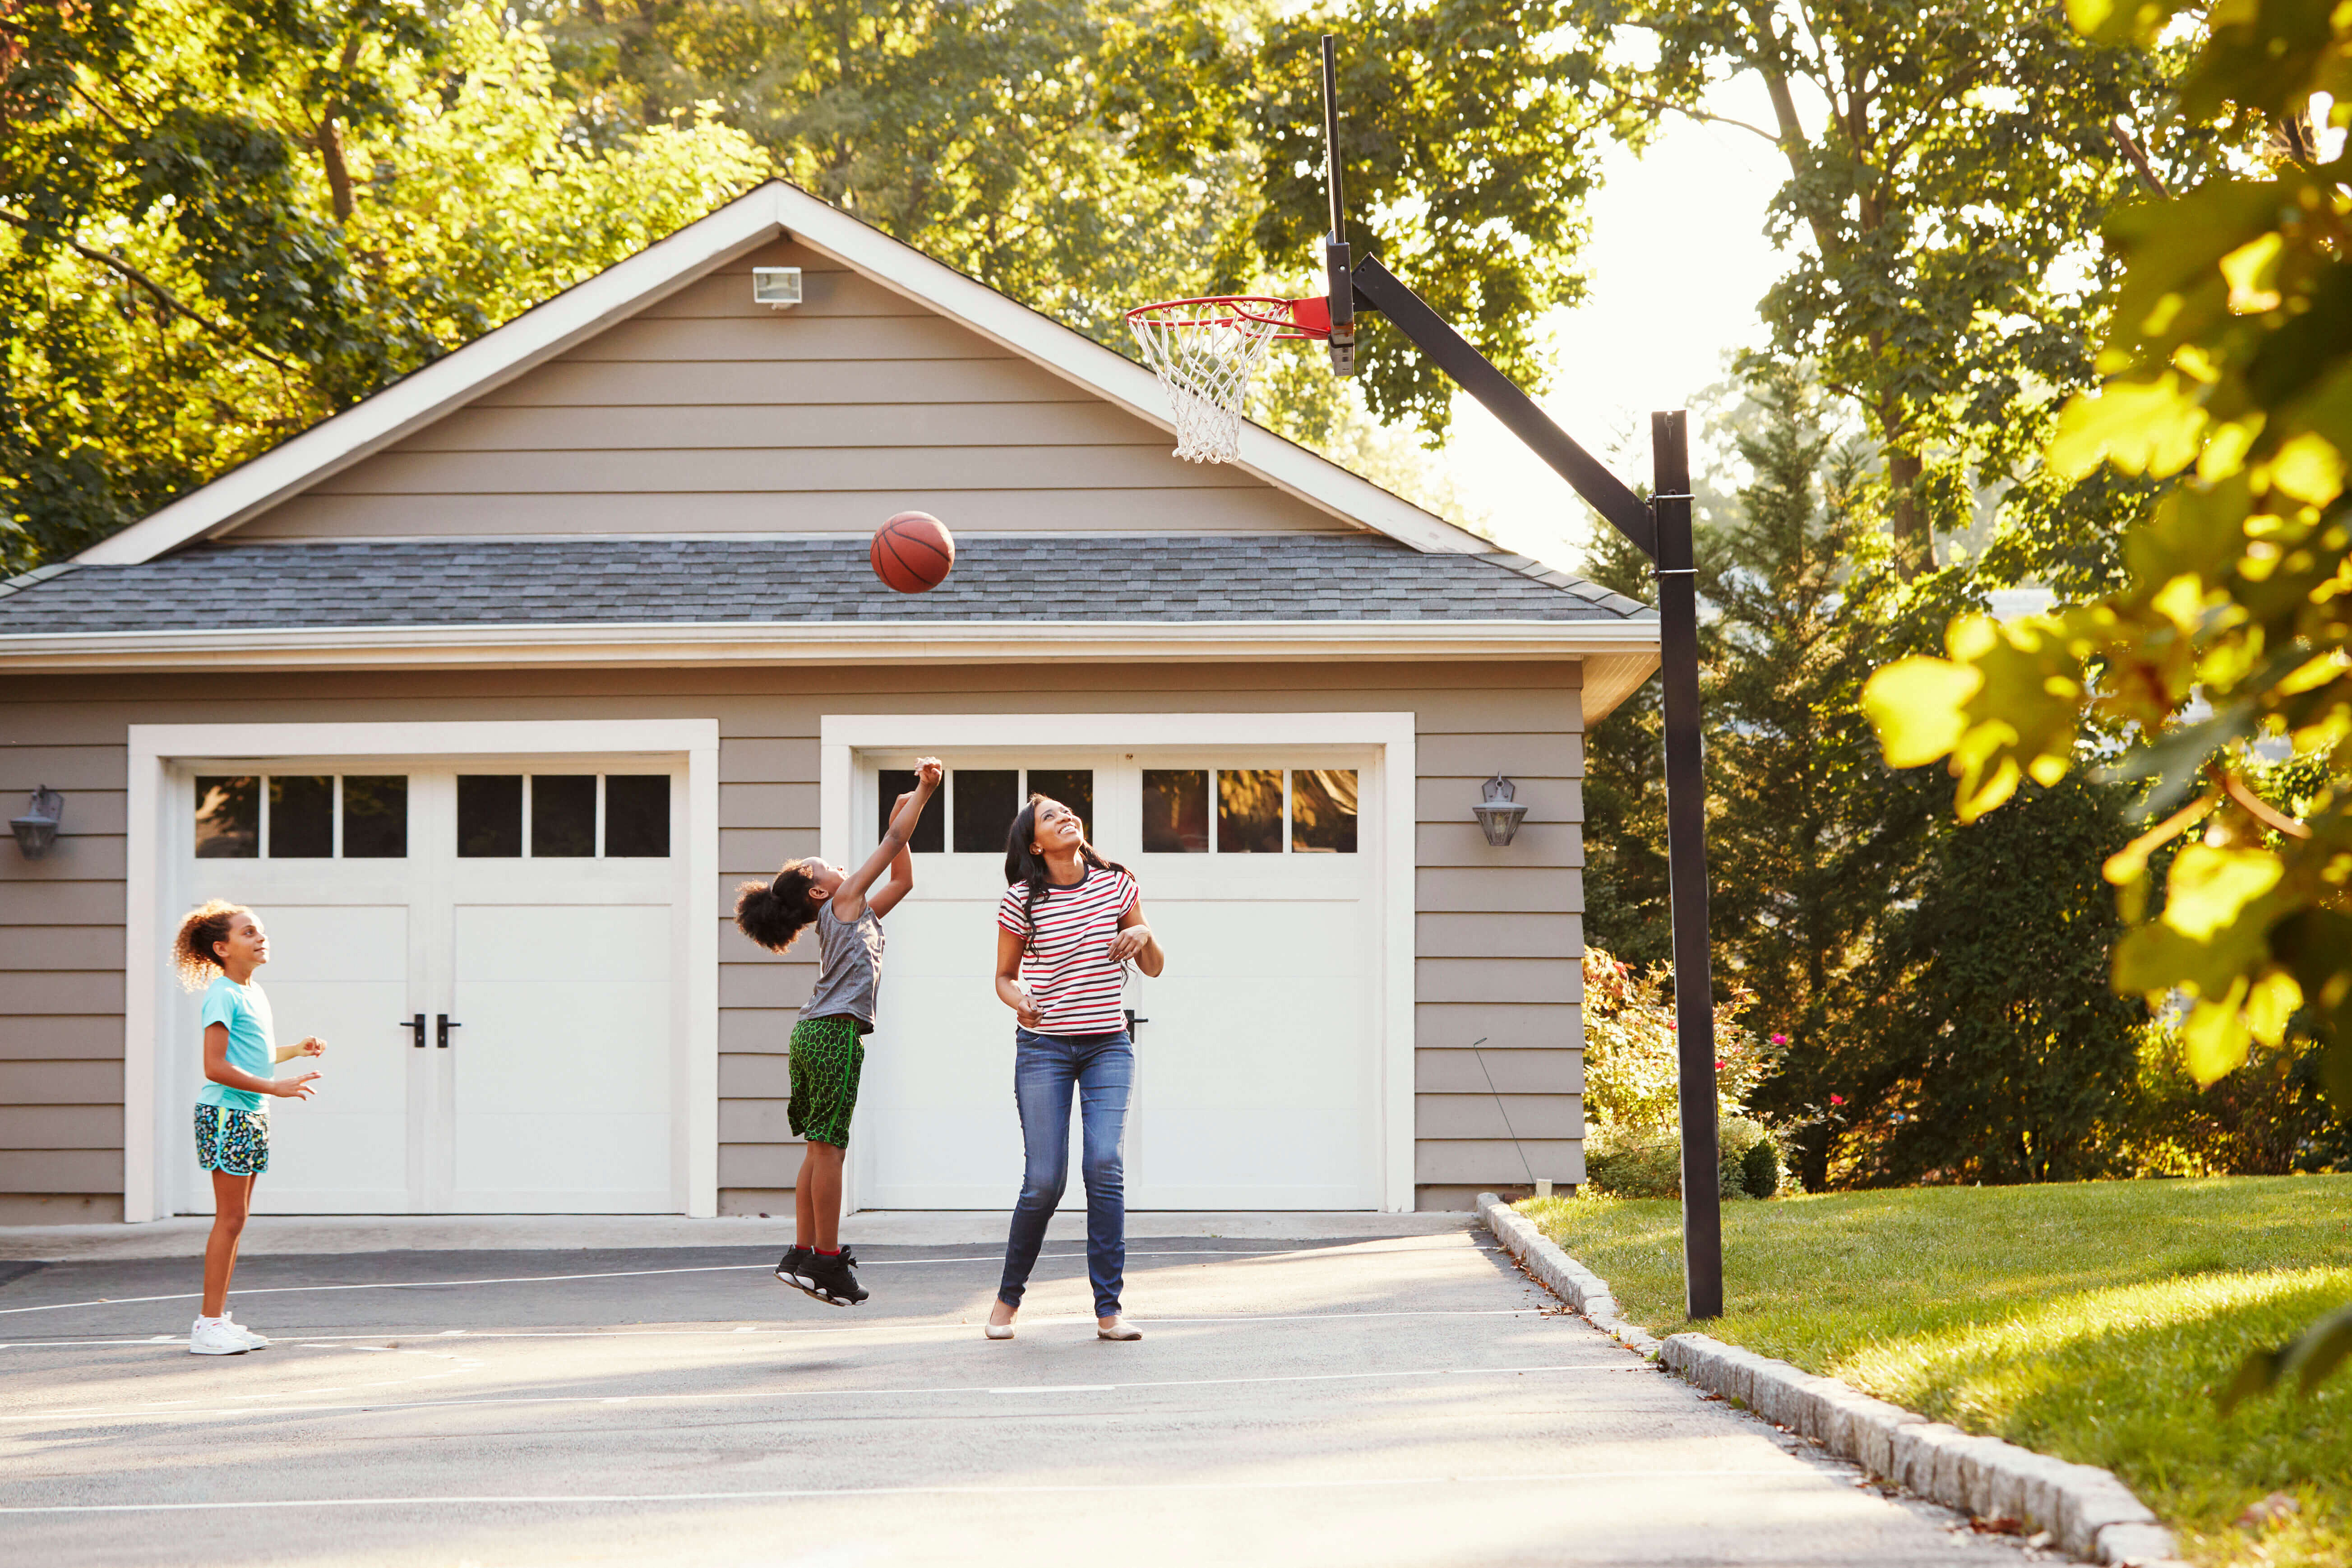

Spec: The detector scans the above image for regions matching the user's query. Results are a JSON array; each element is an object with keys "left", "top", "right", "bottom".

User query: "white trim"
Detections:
[
  {"left": 818, "top": 712, "right": 1419, "bottom": 1214},
  {"left": 0, "top": 618, "right": 1659, "bottom": 669},
  {"left": 75, "top": 182, "right": 1492, "bottom": 566},
  {"left": 122, "top": 720, "right": 721, "bottom": 1224}
]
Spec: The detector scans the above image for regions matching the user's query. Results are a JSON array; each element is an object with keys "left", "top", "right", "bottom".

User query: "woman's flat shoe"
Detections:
[
  {"left": 1096, "top": 1319, "right": 1141, "bottom": 1341},
  {"left": 984, "top": 1321, "right": 1016, "bottom": 1340}
]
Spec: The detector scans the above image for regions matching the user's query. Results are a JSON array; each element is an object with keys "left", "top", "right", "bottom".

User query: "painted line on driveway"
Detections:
[
  {"left": 1, "top": 1307, "right": 1547, "bottom": 1350},
  {"left": 0, "top": 1467, "right": 1806, "bottom": 1516},
  {"left": 0, "top": 1358, "right": 1654, "bottom": 1425},
  {"left": 0, "top": 1242, "right": 1499, "bottom": 1318}
]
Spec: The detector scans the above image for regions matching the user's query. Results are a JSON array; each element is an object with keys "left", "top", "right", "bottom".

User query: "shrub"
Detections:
[{"left": 1583, "top": 1113, "right": 1790, "bottom": 1200}]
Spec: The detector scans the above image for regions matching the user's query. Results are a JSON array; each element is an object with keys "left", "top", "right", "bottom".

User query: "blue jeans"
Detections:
[{"left": 998, "top": 1027, "right": 1132, "bottom": 1318}]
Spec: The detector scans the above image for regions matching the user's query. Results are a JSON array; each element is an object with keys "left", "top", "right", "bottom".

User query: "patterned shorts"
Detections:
[
  {"left": 789, "top": 1015, "right": 867, "bottom": 1149},
  {"left": 194, "top": 1104, "right": 269, "bottom": 1177}
]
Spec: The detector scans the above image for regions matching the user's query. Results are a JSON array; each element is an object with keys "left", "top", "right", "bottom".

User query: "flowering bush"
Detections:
[
  {"left": 1581, "top": 948, "right": 1778, "bottom": 1135},
  {"left": 1581, "top": 948, "right": 1791, "bottom": 1198}
]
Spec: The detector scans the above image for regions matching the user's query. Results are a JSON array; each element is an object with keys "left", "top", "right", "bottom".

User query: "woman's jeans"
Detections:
[{"left": 998, "top": 1027, "right": 1132, "bottom": 1318}]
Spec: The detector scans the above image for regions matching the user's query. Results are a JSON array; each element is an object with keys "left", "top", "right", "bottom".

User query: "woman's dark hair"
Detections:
[
  {"left": 1003, "top": 795, "right": 1126, "bottom": 952},
  {"left": 735, "top": 860, "right": 823, "bottom": 953}
]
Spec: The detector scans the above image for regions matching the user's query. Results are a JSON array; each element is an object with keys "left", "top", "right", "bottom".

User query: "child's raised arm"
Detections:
[{"left": 835, "top": 757, "right": 942, "bottom": 917}]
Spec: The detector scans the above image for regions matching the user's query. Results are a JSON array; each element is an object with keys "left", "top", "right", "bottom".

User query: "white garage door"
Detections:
[
  {"left": 169, "top": 763, "right": 685, "bottom": 1215},
  {"left": 854, "top": 752, "right": 1383, "bottom": 1210}
]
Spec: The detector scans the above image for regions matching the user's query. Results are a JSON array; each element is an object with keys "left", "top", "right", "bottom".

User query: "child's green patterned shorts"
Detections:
[
  {"left": 194, "top": 1103, "right": 269, "bottom": 1176},
  {"left": 789, "top": 1015, "right": 867, "bottom": 1149}
]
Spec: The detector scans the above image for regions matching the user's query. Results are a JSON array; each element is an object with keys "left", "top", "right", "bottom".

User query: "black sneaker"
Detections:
[
  {"left": 775, "top": 1246, "right": 813, "bottom": 1288},
  {"left": 801, "top": 1249, "right": 868, "bottom": 1306}
]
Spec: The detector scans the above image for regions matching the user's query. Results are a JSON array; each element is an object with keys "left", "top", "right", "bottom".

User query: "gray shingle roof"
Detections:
[{"left": 0, "top": 535, "right": 1652, "bottom": 633}]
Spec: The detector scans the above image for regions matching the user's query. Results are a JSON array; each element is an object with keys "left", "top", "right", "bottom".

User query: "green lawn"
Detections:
[{"left": 1522, "top": 1176, "right": 2352, "bottom": 1568}]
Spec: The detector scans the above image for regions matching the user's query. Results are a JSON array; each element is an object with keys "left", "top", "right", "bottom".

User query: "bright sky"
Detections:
[{"left": 1429, "top": 87, "right": 1800, "bottom": 567}]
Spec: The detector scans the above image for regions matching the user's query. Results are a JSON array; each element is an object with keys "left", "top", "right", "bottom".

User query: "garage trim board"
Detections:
[
  {"left": 121, "top": 720, "right": 722, "bottom": 1223},
  {"left": 820, "top": 712, "right": 1416, "bottom": 1214}
]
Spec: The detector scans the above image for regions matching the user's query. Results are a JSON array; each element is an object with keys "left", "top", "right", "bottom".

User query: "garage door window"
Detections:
[
  {"left": 457, "top": 774, "right": 672, "bottom": 859},
  {"left": 1140, "top": 768, "right": 1357, "bottom": 854},
  {"left": 196, "top": 774, "right": 411, "bottom": 860},
  {"left": 878, "top": 767, "right": 1094, "bottom": 853}
]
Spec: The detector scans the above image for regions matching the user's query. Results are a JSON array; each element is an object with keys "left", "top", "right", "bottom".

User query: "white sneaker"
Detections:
[
  {"left": 189, "top": 1316, "right": 250, "bottom": 1355},
  {"left": 224, "top": 1313, "right": 269, "bottom": 1349}
]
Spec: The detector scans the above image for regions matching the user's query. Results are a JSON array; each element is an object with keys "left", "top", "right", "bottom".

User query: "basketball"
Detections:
[{"left": 871, "top": 511, "right": 955, "bottom": 593}]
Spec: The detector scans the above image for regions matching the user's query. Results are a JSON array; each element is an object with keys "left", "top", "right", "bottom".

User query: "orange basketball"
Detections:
[{"left": 872, "top": 511, "right": 955, "bottom": 593}]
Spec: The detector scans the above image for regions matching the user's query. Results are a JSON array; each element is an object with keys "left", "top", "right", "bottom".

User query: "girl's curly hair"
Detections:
[
  {"left": 173, "top": 900, "right": 248, "bottom": 992},
  {"left": 735, "top": 861, "right": 823, "bottom": 953}
]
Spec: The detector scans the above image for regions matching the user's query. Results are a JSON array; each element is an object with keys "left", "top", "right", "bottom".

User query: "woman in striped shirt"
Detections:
[{"left": 984, "top": 793, "right": 1165, "bottom": 1342}]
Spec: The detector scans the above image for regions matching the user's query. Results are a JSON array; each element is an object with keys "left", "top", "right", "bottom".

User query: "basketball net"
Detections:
[{"left": 1126, "top": 298, "right": 1312, "bottom": 465}]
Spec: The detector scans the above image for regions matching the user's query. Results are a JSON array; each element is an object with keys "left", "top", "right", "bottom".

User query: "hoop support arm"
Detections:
[{"left": 1348, "top": 255, "right": 1658, "bottom": 560}]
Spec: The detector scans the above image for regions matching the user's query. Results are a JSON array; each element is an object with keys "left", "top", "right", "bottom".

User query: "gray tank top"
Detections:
[{"left": 800, "top": 900, "right": 883, "bottom": 1029}]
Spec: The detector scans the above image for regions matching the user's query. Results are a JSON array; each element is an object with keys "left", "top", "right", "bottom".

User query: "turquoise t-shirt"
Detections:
[{"left": 196, "top": 976, "right": 275, "bottom": 1112}]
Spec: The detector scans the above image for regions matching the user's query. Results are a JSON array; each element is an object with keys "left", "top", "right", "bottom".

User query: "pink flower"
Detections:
[
  {"left": 1714, "top": 1059, "right": 1726, "bottom": 1071},
  {"left": 1770, "top": 1032, "right": 1790, "bottom": 1045},
  {"left": 1829, "top": 1093, "right": 1846, "bottom": 1107}
]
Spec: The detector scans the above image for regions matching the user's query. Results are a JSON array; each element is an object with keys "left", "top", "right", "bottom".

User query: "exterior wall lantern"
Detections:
[
  {"left": 1471, "top": 774, "right": 1529, "bottom": 847},
  {"left": 11, "top": 786, "right": 63, "bottom": 859}
]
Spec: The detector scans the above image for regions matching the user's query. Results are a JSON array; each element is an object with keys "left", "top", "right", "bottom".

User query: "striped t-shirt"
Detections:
[{"left": 996, "top": 866, "right": 1140, "bottom": 1035}]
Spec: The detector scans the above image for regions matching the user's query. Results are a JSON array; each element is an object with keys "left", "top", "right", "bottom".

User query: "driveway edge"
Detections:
[{"left": 1474, "top": 1193, "right": 2187, "bottom": 1568}]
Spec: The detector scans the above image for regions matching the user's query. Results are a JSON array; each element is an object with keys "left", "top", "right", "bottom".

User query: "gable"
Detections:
[
  {"left": 80, "top": 182, "right": 1489, "bottom": 562},
  {"left": 235, "top": 240, "right": 1339, "bottom": 543}
]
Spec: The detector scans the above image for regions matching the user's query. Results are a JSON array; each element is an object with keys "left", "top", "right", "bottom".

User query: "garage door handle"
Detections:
[
  {"left": 399, "top": 1014, "right": 426, "bottom": 1049},
  {"left": 437, "top": 1015, "right": 462, "bottom": 1049},
  {"left": 1125, "top": 1008, "right": 1147, "bottom": 1035}
]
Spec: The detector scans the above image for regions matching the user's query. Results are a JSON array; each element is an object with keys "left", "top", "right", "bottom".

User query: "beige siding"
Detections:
[
  {"left": 0, "top": 658, "right": 1585, "bottom": 1216},
  {"left": 238, "top": 241, "right": 1350, "bottom": 541}
]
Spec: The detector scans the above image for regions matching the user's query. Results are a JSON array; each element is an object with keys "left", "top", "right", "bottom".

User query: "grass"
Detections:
[{"left": 1521, "top": 1176, "right": 2352, "bottom": 1568}]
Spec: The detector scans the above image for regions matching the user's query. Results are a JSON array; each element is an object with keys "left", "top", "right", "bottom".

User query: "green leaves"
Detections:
[{"left": 2222, "top": 1300, "right": 2352, "bottom": 1412}]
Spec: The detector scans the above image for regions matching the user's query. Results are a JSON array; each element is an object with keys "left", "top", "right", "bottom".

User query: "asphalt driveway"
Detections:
[{"left": 0, "top": 1224, "right": 2042, "bottom": 1566}]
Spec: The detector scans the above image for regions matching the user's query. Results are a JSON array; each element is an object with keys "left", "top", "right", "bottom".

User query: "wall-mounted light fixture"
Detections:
[
  {"left": 1472, "top": 774, "right": 1528, "bottom": 847},
  {"left": 10, "top": 786, "right": 63, "bottom": 860},
  {"left": 752, "top": 267, "right": 803, "bottom": 310}
]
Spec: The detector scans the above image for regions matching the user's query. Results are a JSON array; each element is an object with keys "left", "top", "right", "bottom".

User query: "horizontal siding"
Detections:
[
  {"left": 1416, "top": 1047, "right": 1582, "bottom": 1095},
  {"left": 314, "top": 444, "right": 1263, "bottom": 497},
  {"left": 0, "top": 658, "right": 1585, "bottom": 1214},
  {"left": 473, "top": 355, "right": 1085, "bottom": 408},
  {"left": 1413, "top": 1094, "right": 1581, "bottom": 1141},
  {"left": 239, "top": 486, "right": 1340, "bottom": 541},
  {"left": 0, "top": 1148, "right": 120, "bottom": 1192},
  {"left": 718, "top": 1189, "right": 793, "bottom": 1217},
  {"left": 0, "top": 1060, "right": 121, "bottom": 1102},
  {"left": 0, "top": 1105, "right": 119, "bottom": 1148},
  {"left": 392, "top": 401, "right": 1180, "bottom": 454}
]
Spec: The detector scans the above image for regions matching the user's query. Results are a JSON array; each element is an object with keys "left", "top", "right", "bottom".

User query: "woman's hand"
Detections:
[
  {"left": 271, "top": 1071, "right": 323, "bottom": 1101},
  {"left": 1106, "top": 925, "right": 1154, "bottom": 963}
]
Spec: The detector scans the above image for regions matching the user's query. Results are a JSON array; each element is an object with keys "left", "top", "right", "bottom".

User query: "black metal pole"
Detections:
[{"left": 1652, "top": 410, "right": 1723, "bottom": 1320}]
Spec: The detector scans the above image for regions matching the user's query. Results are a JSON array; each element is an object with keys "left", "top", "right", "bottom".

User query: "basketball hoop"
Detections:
[{"left": 1126, "top": 296, "right": 1332, "bottom": 464}]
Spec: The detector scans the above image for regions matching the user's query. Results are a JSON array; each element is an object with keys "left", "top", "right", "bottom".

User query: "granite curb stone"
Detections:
[{"left": 1474, "top": 1192, "right": 2188, "bottom": 1568}]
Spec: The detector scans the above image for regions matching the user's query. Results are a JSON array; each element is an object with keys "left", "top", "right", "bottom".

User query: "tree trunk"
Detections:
[{"left": 1885, "top": 448, "right": 1936, "bottom": 576}]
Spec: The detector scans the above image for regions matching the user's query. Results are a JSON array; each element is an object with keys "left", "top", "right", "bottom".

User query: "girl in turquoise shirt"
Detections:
[{"left": 174, "top": 900, "right": 324, "bottom": 1356}]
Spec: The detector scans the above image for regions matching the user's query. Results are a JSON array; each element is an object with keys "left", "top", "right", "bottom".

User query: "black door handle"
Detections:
[
  {"left": 399, "top": 1014, "right": 426, "bottom": 1048},
  {"left": 437, "top": 1014, "right": 461, "bottom": 1048},
  {"left": 1124, "top": 1008, "right": 1148, "bottom": 1035}
]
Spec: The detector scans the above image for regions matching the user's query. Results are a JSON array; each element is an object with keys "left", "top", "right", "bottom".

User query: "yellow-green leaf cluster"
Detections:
[{"left": 1864, "top": 0, "right": 2352, "bottom": 1105}]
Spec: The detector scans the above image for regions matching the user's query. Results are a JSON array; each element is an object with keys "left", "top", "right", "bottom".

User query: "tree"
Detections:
[
  {"left": 1848, "top": 775, "right": 2148, "bottom": 1185},
  {"left": 1864, "top": 0, "right": 2352, "bottom": 1400},
  {"left": 1573, "top": 0, "right": 2250, "bottom": 573},
  {"left": 545, "top": 0, "right": 1645, "bottom": 441},
  {"left": 1, "top": 0, "right": 767, "bottom": 573},
  {"left": 1690, "top": 367, "right": 1943, "bottom": 1188}
]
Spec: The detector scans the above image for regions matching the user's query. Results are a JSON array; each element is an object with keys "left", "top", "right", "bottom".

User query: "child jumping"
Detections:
[
  {"left": 734, "top": 757, "right": 942, "bottom": 1306},
  {"left": 174, "top": 901, "right": 324, "bottom": 1356}
]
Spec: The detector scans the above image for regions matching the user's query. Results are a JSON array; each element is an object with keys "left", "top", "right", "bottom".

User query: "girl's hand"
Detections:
[
  {"left": 273, "top": 1072, "right": 323, "bottom": 1101},
  {"left": 915, "top": 756, "right": 944, "bottom": 790},
  {"left": 1106, "top": 925, "right": 1153, "bottom": 963},
  {"left": 1012, "top": 982, "right": 1041, "bottom": 1029},
  {"left": 297, "top": 1036, "right": 325, "bottom": 1057}
]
